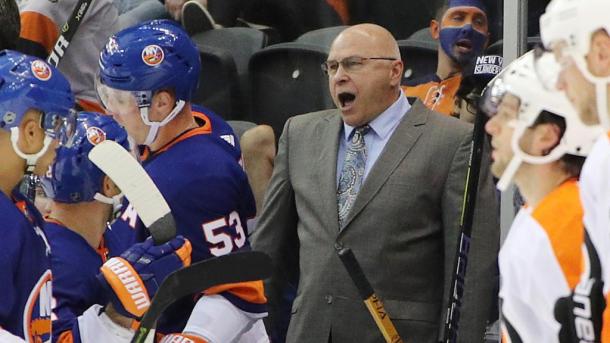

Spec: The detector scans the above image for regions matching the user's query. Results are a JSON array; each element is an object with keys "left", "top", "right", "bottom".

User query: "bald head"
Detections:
[
  {"left": 326, "top": 24, "right": 404, "bottom": 127},
  {"left": 331, "top": 24, "right": 401, "bottom": 60}
]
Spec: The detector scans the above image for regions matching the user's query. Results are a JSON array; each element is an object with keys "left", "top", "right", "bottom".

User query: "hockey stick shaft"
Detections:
[
  {"left": 47, "top": 0, "right": 93, "bottom": 66},
  {"left": 89, "top": 140, "right": 175, "bottom": 244},
  {"left": 337, "top": 248, "right": 404, "bottom": 343},
  {"left": 131, "top": 250, "right": 272, "bottom": 343},
  {"left": 442, "top": 107, "right": 487, "bottom": 343}
]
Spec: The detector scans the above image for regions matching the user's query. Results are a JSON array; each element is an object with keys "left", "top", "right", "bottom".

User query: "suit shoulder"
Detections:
[
  {"left": 426, "top": 110, "right": 473, "bottom": 139},
  {"left": 287, "top": 109, "right": 337, "bottom": 129}
]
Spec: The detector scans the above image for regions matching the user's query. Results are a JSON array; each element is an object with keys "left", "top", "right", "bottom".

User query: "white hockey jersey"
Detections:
[
  {"left": 500, "top": 179, "right": 584, "bottom": 342},
  {"left": 578, "top": 133, "right": 610, "bottom": 341}
]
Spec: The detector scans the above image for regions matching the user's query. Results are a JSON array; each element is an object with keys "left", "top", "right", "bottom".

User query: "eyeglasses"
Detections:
[{"left": 321, "top": 56, "right": 398, "bottom": 75}]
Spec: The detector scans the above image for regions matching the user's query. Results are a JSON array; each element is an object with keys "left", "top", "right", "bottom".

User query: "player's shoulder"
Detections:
[
  {"left": 45, "top": 222, "right": 102, "bottom": 270},
  {"left": 161, "top": 132, "right": 240, "bottom": 168},
  {"left": 406, "top": 100, "right": 472, "bottom": 144},
  {"left": 284, "top": 109, "right": 340, "bottom": 136},
  {"left": 147, "top": 134, "right": 247, "bottom": 192},
  {"left": 0, "top": 193, "right": 37, "bottom": 238}
]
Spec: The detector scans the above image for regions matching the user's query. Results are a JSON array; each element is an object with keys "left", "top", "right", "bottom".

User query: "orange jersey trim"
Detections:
[
  {"left": 20, "top": 12, "right": 58, "bottom": 53},
  {"left": 603, "top": 292, "right": 610, "bottom": 343},
  {"left": 402, "top": 74, "right": 462, "bottom": 116},
  {"left": 78, "top": 99, "right": 106, "bottom": 114},
  {"left": 204, "top": 280, "right": 266, "bottom": 305},
  {"left": 531, "top": 179, "right": 584, "bottom": 290},
  {"left": 56, "top": 330, "right": 74, "bottom": 343},
  {"left": 148, "top": 112, "right": 213, "bottom": 156}
]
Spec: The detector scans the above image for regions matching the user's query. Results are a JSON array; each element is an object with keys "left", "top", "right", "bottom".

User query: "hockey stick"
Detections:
[
  {"left": 88, "top": 140, "right": 175, "bottom": 244},
  {"left": 337, "top": 248, "right": 404, "bottom": 343},
  {"left": 131, "top": 250, "right": 272, "bottom": 343},
  {"left": 47, "top": 0, "right": 94, "bottom": 66},
  {"left": 441, "top": 106, "right": 486, "bottom": 343},
  {"left": 441, "top": 55, "right": 502, "bottom": 342}
]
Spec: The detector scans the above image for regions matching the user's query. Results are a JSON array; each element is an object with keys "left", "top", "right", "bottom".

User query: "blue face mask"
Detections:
[{"left": 440, "top": 24, "right": 487, "bottom": 66}]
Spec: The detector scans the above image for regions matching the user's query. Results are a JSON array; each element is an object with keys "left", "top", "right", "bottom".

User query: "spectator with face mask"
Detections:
[{"left": 403, "top": 0, "right": 490, "bottom": 116}]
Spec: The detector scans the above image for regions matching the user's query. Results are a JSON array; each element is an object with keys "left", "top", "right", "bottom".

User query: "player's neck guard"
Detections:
[
  {"left": 140, "top": 100, "right": 186, "bottom": 147},
  {"left": 94, "top": 192, "right": 124, "bottom": 214}
]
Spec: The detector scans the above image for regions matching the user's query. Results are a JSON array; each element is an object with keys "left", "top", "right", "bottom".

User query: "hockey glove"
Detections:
[
  {"left": 554, "top": 277, "right": 606, "bottom": 343},
  {"left": 98, "top": 236, "right": 192, "bottom": 319}
]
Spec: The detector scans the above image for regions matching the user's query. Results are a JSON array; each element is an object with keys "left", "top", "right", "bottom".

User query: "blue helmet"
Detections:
[
  {"left": 0, "top": 50, "right": 75, "bottom": 138},
  {"left": 98, "top": 19, "right": 201, "bottom": 103},
  {"left": 41, "top": 112, "right": 129, "bottom": 203}
]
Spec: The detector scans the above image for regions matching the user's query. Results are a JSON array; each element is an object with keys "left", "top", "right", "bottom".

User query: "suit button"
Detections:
[
  {"left": 334, "top": 241, "right": 343, "bottom": 251},
  {"left": 325, "top": 295, "right": 333, "bottom": 304}
]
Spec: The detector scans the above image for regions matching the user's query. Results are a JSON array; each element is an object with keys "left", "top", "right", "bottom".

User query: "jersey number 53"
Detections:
[{"left": 202, "top": 211, "right": 246, "bottom": 256}]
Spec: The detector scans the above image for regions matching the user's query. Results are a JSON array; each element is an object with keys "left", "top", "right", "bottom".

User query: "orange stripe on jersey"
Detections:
[
  {"left": 192, "top": 111, "right": 212, "bottom": 132},
  {"left": 402, "top": 75, "right": 461, "bottom": 116},
  {"left": 78, "top": 98, "right": 106, "bottom": 114},
  {"left": 531, "top": 179, "right": 584, "bottom": 290},
  {"left": 204, "top": 280, "right": 266, "bottom": 304},
  {"left": 97, "top": 236, "right": 109, "bottom": 263},
  {"left": 20, "top": 12, "right": 58, "bottom": 53},
  {"left": 153, "top": 112, "right": 212, "bottom": 155},
  {"left": 606, "top": 130, "right": 610, "bottom": 139},
  {"left": 56, "top": 330, "right": 74, "bottom": 343},
  {"left": 602, "top": 291, "right": 610, "bottom": 343}
]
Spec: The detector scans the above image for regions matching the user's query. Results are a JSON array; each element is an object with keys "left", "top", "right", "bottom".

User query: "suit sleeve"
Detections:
[
  {"left": 250, "top": 118, "right": 300, "bottom": 341},
  {"left": 441, "top": 129, "right": 500, "bottom": 342}
]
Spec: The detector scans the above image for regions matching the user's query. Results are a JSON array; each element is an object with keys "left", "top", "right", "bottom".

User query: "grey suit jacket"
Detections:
[{"left": 252, "top": 101, "right": 499, "bottom": 343}]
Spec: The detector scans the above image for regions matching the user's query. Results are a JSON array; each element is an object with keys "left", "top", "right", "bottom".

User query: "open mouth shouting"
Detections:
[{"left": 338, "top": 91, "right": 356, "bottom": 111}]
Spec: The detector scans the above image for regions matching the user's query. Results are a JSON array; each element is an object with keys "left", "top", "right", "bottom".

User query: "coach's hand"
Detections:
[{"left": 98, "top": 236, "right": 192, "bottom": 319}]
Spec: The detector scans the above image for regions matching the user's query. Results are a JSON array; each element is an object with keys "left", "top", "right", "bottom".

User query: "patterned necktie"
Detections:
[{"left": 337, "top": 125, "right": 370, "bottom": 229}]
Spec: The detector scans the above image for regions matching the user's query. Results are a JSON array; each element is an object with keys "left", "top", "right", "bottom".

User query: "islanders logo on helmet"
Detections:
[
  {"left": 30, "top": 60, "right": 52, "bottom": 81},
  {"left": 105, "top": 37, "right": 120, "bottom": 55},
  {"left": 86, "top": 126, "right": 106, "bottom": 145},
  {"left": 142, "top": 44, "right": 164, "bottom": 66}
]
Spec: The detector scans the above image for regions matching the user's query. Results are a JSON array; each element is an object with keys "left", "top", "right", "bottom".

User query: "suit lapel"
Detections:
[
  {"left": 340, "top": 101, "right": 430, "bottom": 232},
  {"left": 315, "top": 111, "right": 343, "bottom": 234}
]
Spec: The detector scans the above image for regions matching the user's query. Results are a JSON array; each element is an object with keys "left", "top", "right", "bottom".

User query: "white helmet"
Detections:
[
  {"left": 540, "top": 0, "right": 610, "bottom": 129},
  {"left": 482, "top": 51, "right": 603, "bottom": 191}
]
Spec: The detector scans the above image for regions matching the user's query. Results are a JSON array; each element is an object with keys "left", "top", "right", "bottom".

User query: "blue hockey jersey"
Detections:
[
  {"left": 191, "top": 104, "right": 241, "bottom": 154},
  {"left": 45, "top": 219, "right": 132, "bottom": 343},
  {"left": 0, "top": 190, "right": 52, "bottom": 342},
  {"left": 111, "top": 120, "right": 263, "bottom": 333}
]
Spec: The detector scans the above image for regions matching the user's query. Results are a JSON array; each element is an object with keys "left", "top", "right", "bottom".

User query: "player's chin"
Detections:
[{"left": 490, "top": 160, "right": 505, "bottom": 179}]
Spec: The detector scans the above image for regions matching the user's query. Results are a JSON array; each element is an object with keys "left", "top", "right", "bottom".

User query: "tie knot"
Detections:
[
  {"left": 351, "top": 125, "right": 370, "bottom": 144},
  {"left": 356, "top": 125, "right": 370, "bottom": 135}
]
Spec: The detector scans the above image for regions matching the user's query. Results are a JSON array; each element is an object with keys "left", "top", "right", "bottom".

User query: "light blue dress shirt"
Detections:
[{"left": 336, "top": 91, "right": 411, "bottom": 186}]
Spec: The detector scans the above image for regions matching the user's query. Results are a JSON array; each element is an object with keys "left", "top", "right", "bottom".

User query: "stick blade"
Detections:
[{"left": 88, "top": 140, "right": 175, "bottom": 242}]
